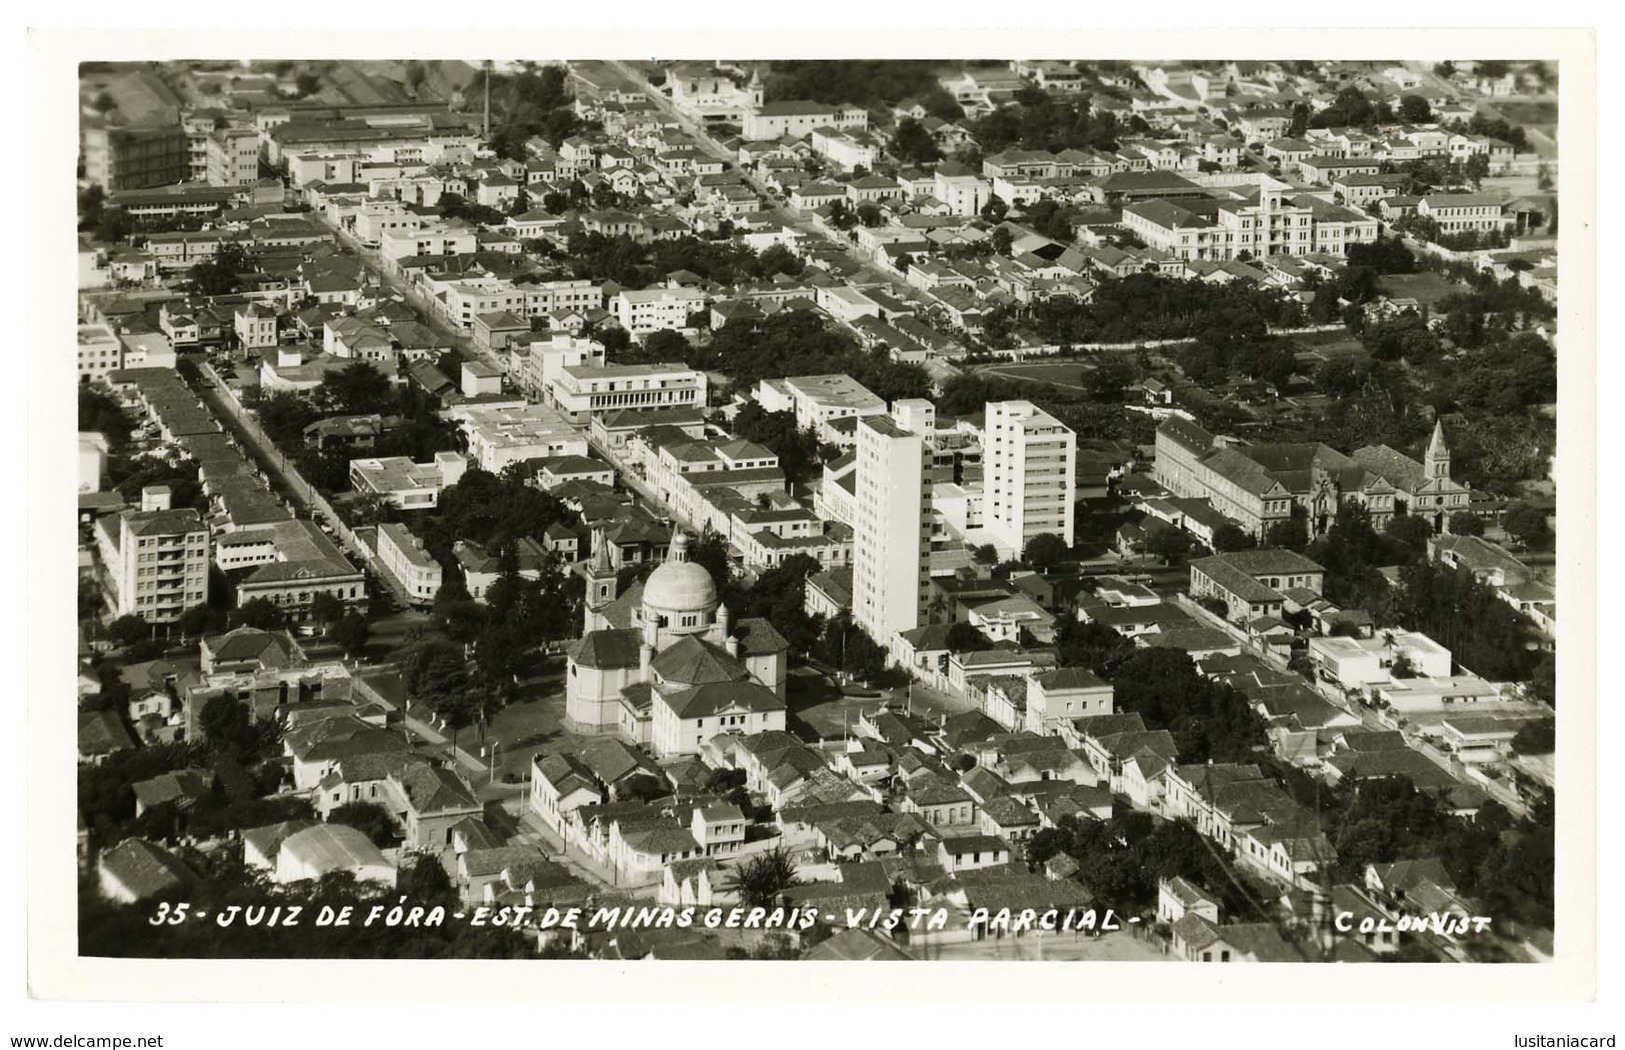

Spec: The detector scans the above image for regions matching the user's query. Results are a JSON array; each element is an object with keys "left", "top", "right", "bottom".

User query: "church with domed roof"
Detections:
[{"left": 565, "top": 529, "right": 789, "bottom": 758}]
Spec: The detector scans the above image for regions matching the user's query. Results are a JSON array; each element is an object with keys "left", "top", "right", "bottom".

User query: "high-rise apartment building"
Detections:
[
  {"left": 985, "top": 400, "right": 1076, "bottom": 559},
  {"left": 851, "top": 415, "right": 931, "bottom": 648},
  {"left": 94, "top": 487, "right": 210, "bottom": 624},
  {"left": 205, "top": 127, "right": 261, "bottom": 187}
]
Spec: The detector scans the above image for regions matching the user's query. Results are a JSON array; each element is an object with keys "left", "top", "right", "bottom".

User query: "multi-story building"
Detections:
[
  {"left": 222, "top": 520, "right": 367, "bottom": 622},
  {"left": 754, "top": 374, "right": 887, "bottom": 445},
  {"left": 205, "top": 127, "right": 261, "bottom": 187},
  {"left": 349, "top": 452, "right": 468, "bottom": 510},
  {"left": 984, "top": 400, "right": 1077, "bottom": 558},
  {"left": 742, "top": 100, "right": 867, "bottom": 140},
  {"left": 233, "top": 304, "right": 278, "bottom": 351},
  {"left": 668, "top": 64, "right": 764, "bottom": 125},
  {"left": 285, "top": 149, "right": 364, "bottom": 188},
  {"left": 612, "top": 287, "right": 708, "bottom": 336},
  {"left": 1351, "top": 422, "right": 1471, "bottom": 534},
  {"left": 1153, "top": 417, "right": 1397, "bottom": 539},
  {"left": 83, "top": 123, "right": 191, "bottom": 191},
  {"left": 78, "top": 323, "right": 124, "bottom": 382},
  {"left": 181, "top": 112, "right": 218, "bottom": 182},
  {"left": 933, "top": 162, "right": 992, "bottom": 216},
  {"left": 94, "top": 488, "right": 210, "bottom": 623},
  {"left": 379, "top": 223, "right": 479, "bottom": 262},
  {"left": 450, "top": 402, "right": 589, "bottom": 473},
  {"left": 1122, "top": 183, "right": 1318, "bottom": 261},
  {"left": 508, "top": 333, "right": 606, "bottom": 400},
  {"left": 352, "top": 201, "right": 421, "bottom": 247},
  {"left": 375, "top": 522, "right": 443, "bottom": 606},
  {"left": 1414, "top": 194, "right": 1512, "bottom": 234},
  {"left": 437, "top": 277, "right": 530, "bottom": 330},
  {"left": 524, "top": 279, "right": 603, "bottom": 319},
  {"left": 851, "top": 415, "right": 931, "bottom": 649},
  {"left": 546, "top": 362, "right": 707, "bottom": 425},
  {"left": 808, "top": 127, "right": 877, "bottom": 173}
]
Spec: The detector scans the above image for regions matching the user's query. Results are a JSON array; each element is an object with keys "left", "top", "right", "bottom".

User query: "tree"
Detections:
[
  {"left": 1145, "top": 526, "right": 1192, "bottom": 566},
  {"left": 107, "top": 614, "right": 151, "bottom": 649},
  {"left": 317, "top": 361, "right": 392, "bottom": 415},
  {"left": 990, "top": 226, "right": 1014, "bottom": 256},
  {"left": 1447, "top": 511, "right": 1486, "bottom": 537},
  {"left": 756, "top": 243, "right": 804, "bottom": 279},
  {"left": 729, "top": 402, "right": 821, "bottom": 486},
  {"left": 234, "top": 598, "right": 287, "bottom": 631},
  {"left": 855, "top": 202, "right": 883, "bottom": 228},
  {"left": 740, "top": 553, "right": 823, "bottom": 656},
  {"left": 723, "top": 847, "right": 802, "bottom": 909},
  {"left": 1265, "top": 508, "right": 1310, "bottom": 552},
  {"left": 79, "top": 386, "right": 134, "bottom": 449},
  {"left": 688, "top": 527, "right": 733, "bottom": 594},
  {"left": 328, "top": 611, "right": 371, "bottom": 659},
  {"left": 189, "top": 242, "right": 259, "bottom": 297},
  {"left": 176, "top": 603, "right": 218, "bottom": 641},
  {"left": 1286, "top": 102, "right": 1310, "bottom": 139},
  {"left": 198, "top": 695, "right": 254, "bottom": 755},
  {"left": 1385, "top": 514, "right": 1433, "bottom": 557},
  {"left": 255, "top": 392, "right": 321, "bottom": 448},
  {"left": 944, "top": 622, "right": 990, "bottom": 652},
  {"left": 329, "top": 801, "right": 399, "bottom": 848},
  {"left": 408, "top": 641, "right": 478, "bottom": 750},
  {"left": 1022, "top": 532, "right": 1069, "bottom": 572},
  {"left": 1212, "top": 523, "right": 1258, "bottom": 553},
  {"left": 1398, "top": 95, "right": 1433, "bottom": 123},
  {"left": 981, "top": 195, "right": 1009, "bottom": 223},
  {"left": 1511, "top": 720, "right": 1555, "bottom": 755},
  {"left": 1463, "top": 153, "right": 1490, "bottom": 190},
  {"left": 1054, "top": 617, "right": 1136, "bottom": 678},
  {"left": 971, "top": 544, "right": 998, "bottom": 566},
  {"left": 310, "top": 591, "right": 346, "bottom": 629},
  {"left": 1023, "top": 199, "right": 1074, "bottom": 242},
  {"left": 1503, "top": 502, "right": 1551, "bottom": 548},
  {"left": 433, "top": 599, "right": 490, "bottom": 645},
  {"left": 1086, "top": 360, "right": 1134, "bottom": 403},
  {"left": 889, "top": 117, "right": 941, "bottom": 165}
]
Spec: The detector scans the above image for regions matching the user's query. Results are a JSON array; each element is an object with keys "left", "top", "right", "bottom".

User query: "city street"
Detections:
[
  {"left": 605, "top": 60, "right": 938, "bottom": 306},
  {"left": 196, "top": 367, "right": 413, "bottom": 607}
]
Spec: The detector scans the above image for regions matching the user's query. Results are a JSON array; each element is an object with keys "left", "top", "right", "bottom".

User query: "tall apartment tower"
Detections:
[
  {"left": 985, "top": 400, "right": 1077, "bottom": 559},
  {"left": 852, "top": 414, "right": 932, "bottom": 648},
  {"left": 94, "top": 486, "right": 210, "bottom": 624}
]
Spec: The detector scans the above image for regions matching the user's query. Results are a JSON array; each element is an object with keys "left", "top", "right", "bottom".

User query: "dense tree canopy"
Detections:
[
  {"left": 762, "top": 60, "right": 961, "bottom": 117},
  {"left": 727, "top": 402, "right": 823, "bottom": 487},
  {"left": 487, "top": 63, "right": 581, "bottom": 160},
  {"left": 189, "top": 243, "right": 260, "bottom": 297},
  {"left": 889, "top": 117, "right": 942, "bottom": 165},
  {"left": 695, "top": 311, "right": 931, "bottom": 402},
  {"left": 971, "top": 88, "right": 1121, "bottom": 156}
]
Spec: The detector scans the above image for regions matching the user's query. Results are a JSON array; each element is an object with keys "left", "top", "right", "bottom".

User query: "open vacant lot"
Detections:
[
  {"left": 1378, "top": 271, "right": 1471, "bottom": 307},
  {"left": 1290, "top": 329, "right": 1369, "bottom": 365},
  {"left": 981, "top": 361, "right": 1097, "bottom": 391}
]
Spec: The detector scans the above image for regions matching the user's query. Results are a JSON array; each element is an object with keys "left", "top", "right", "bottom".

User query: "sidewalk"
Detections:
[{"left": 514, "top": 807, "right": 654, "bottom": 897}]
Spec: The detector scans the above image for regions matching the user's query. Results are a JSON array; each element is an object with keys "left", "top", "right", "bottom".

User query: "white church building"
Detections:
[{"left": 565, "top": 530, "right": 789, "bottom": 758}]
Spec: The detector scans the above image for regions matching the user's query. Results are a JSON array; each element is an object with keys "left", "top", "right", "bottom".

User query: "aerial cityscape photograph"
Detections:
[{"left": 66, "top": 52, "right": 1567, "bottom": 968}]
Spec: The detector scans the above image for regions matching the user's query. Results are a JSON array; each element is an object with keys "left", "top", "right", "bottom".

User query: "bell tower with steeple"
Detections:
[
  {"left": 581, "top": 529, "right": 619, "bottom": 633},
  {"left": 1423, "top": 420, "right": 1451, "bottom": 481}
]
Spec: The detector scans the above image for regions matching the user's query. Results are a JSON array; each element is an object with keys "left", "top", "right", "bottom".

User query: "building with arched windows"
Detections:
[{"left": 565, "top": 530, "right": 788, "bottom": 757}]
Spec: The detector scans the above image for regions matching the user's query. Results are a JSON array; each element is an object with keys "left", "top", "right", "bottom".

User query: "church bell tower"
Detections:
[
  {"left": 581, "top": 530, "right": 618, "bottom": 633},
  {"left": 1423, "top": 419, "right": 1451, "bottom": 481}
]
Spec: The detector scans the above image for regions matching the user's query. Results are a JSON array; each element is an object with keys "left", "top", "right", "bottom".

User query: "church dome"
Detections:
[{"left": 641, "top": 531, "right": 718, "bottom": 615}]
